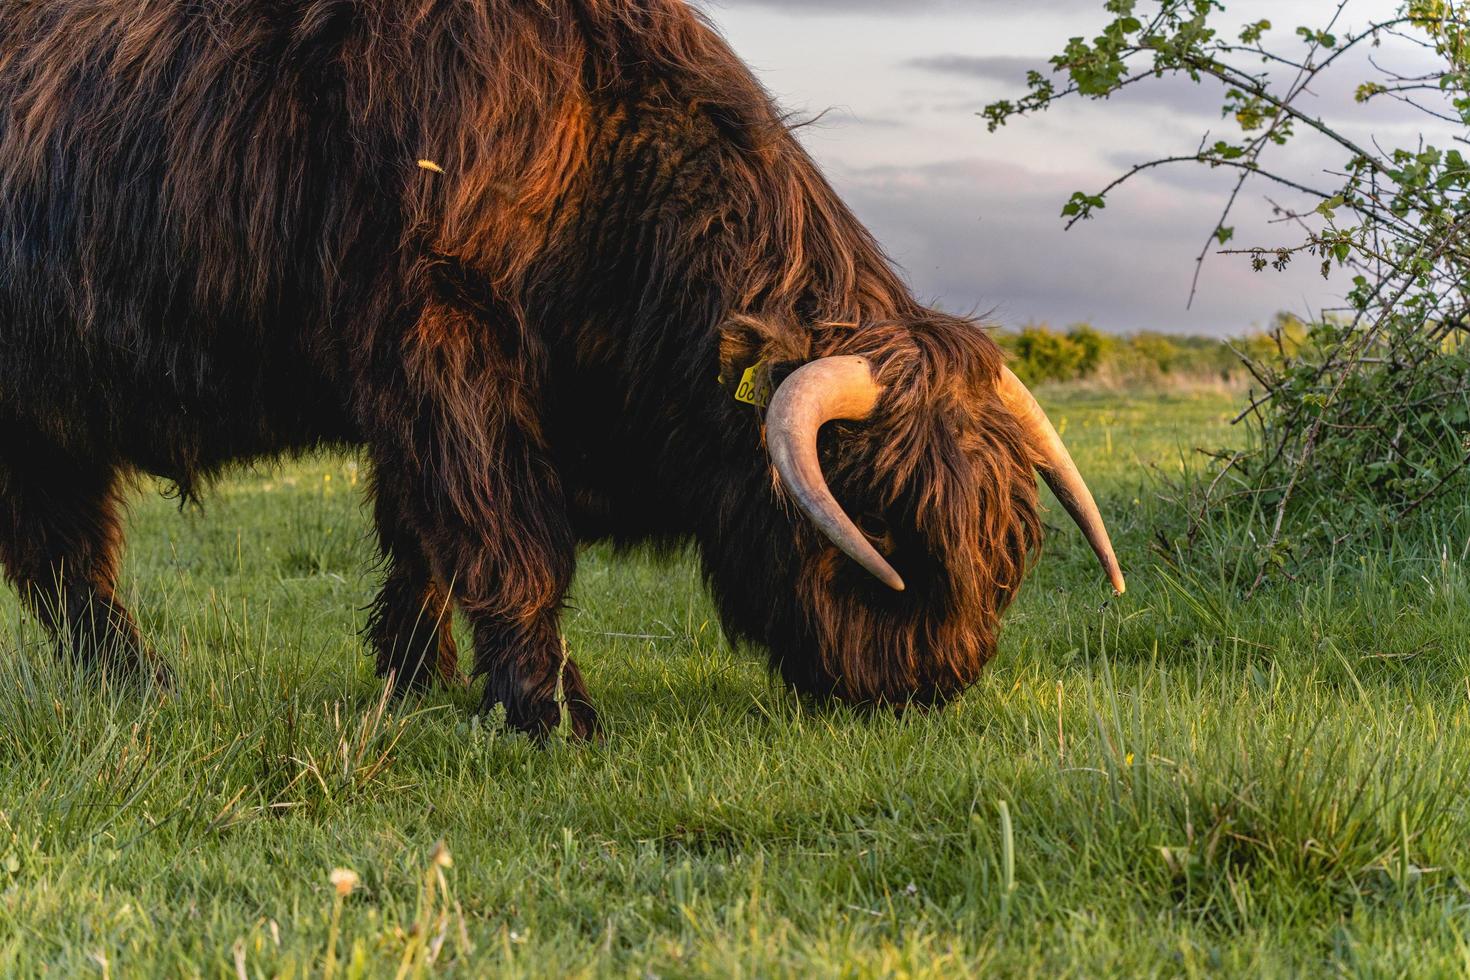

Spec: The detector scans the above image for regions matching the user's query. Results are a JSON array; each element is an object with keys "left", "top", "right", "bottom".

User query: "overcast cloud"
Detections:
[
  {"left": 696, "top": 0, "right": 1419, "bottom": 336},
  {"left": 723, "top": 0, "right": 1102, "bottom": 12}
]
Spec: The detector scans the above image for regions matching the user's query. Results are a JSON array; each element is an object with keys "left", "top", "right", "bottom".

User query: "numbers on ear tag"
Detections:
[{"left": 733, "top": 361, "right": 773, "bottom": 409}]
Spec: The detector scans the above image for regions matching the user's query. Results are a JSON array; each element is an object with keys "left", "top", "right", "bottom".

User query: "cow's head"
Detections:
[{"left": 714, "top": 315, "right": 1124, "bottom": 707}]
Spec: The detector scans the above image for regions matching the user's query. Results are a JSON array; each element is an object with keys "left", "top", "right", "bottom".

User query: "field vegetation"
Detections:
[
  {"left": 3, "top": 0, "right": 1466, "bottom": 973},
  {"left": 0, "top": 383, "right": 1466, "bottom": 976},
  {"left": 994, "top": 317, "right": 1305, "bottom": 389}
]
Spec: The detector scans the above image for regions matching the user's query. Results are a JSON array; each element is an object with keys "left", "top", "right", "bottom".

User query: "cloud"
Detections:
[
  {"left": 906, "top": 55, "right": 1046, "bottom": 83},
  {"left": 906, "top": 54, "right": 1229, "bottom": 118},
  {"left": 828, "top": 156, "right": 1341, "bottom": 334},
  {"left": 703, "top": 0, "right": 948, "bottom": 9},
  {"left": 903, "top": 46, "right": 1461, "bottom": 135},
  {"left": 701, "top": 0, "right": 1100, "bottom": 14},
  {"left": 697, "top": 0, "right": 1430, "bottom": 334},
  {"left": 717, "top": 0, "right": 955, "bottom": 8}
]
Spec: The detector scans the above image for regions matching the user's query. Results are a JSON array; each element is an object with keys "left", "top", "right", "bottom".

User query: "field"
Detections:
[{"left": 0, "top": 388, "right": 1467, "bottom": 977}]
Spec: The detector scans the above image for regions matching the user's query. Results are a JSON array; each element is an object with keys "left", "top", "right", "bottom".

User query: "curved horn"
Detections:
[
  {"left": 766, "top": 356, "right": 906, "bottom": 592},
  {"left": 997, "top": 367, "right": 1126, "bottom": 595}
]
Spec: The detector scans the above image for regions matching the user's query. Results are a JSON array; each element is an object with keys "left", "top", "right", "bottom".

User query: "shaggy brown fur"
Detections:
[{"left": 0, "top": 0, "right": 1041, "bottom": 735}]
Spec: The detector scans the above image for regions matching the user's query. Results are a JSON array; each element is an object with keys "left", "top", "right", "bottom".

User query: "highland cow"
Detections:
[{"left": 0, "top": 0, "right": 1123, "bottom": 737}]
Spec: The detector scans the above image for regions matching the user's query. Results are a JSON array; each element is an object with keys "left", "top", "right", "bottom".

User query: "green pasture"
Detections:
[{"left": 0, "top": 388, "right": 1467, "bottom": 976}]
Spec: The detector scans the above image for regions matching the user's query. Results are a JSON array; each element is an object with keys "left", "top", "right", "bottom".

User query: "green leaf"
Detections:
[{"left": 1239, "top": 19, "right": 1272, "bottom": 45}]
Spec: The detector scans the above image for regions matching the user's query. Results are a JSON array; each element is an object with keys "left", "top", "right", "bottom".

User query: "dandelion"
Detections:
[
  {"left": 330, "top": 868, "right": 359, "bottom": 897},
  {"left": 324, "top": 867, "right": 359, "bottom": 980}
]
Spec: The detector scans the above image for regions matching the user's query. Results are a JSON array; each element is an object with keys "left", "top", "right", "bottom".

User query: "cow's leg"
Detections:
[
  {"left": 367, "top": 489, "right": 462, "bottom": 693},
  {"left": 360, "top": 299, "right": 596, "bottom": 739},
  {"left": 367, "top": 453, "right": 595, "bottom": 738},
  {"left": 0, "top": 431, "right": 164, "bottom": 683}
]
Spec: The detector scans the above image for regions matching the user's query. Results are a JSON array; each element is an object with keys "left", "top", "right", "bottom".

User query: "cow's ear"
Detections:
[{"left": 717, "top": 314, "right": 808, "bottom": 387}]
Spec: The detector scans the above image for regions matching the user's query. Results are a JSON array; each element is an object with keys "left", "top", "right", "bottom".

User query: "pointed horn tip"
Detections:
[
  {"left": 996, "top": 367, "right": 1124, "bottom": 599},
  {"left": 878, "top": 566, "right": 907, "bottom": 593},
  {"left": 1101, "top": 551, "right": 1125, "bottom": 595},
  {"left": 1098, "top": 553, "right": 1126, "bottom": 595}
]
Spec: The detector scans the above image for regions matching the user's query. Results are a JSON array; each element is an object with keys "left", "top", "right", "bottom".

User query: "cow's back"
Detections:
[
  {"left": 0, "top": 2, "right": 412, "bottom": 471},
  {"left": 0, "top": 0, "right": 809, "bottom": 483}
]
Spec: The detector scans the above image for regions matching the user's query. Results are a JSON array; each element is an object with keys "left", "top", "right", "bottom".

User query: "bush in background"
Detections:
[
  {"left": 984, "top": 0, "right": 1470, "bottom": 591},
  {"left": 994, "top": 319, "right": 1277, "bottom": 388}
]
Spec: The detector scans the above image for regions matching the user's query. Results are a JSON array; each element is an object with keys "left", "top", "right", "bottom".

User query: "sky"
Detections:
[{"left": 694, "top": 0, "right": 1426, "bottom": 336}]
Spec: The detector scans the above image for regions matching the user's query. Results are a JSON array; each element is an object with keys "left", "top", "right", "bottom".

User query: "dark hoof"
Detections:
[
  {"left": 381, "top": 667, "right": 428, "bottom": 701},
  {"left": 377, "top": 641, "right": 465, "bottom": 698},
  {"left": 143, "top": 655, "right": 175, "bottom": 691},
  {"left": 73, "top": 631, "right": 171, "bottom": 692},
  {"left": 97, "top": 652, "right": 173, "bottom": 695},
  {"left": 491, "top": 693, "right": 602, "bottom": 742},
  {"left": 559, "top": 697, "right": 602, "bottom": 742}
]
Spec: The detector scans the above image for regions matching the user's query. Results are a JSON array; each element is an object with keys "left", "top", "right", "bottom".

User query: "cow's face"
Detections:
[{"left": 715, "top": 319, "right": 1124, "bottom": 707}]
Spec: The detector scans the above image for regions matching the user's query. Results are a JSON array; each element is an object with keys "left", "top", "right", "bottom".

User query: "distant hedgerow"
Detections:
[{"left": 994, "top": 320, "right": 1271, "bottom": 387}]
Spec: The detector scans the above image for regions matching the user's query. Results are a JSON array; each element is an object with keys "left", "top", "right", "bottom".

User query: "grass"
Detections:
[{"left": 0, "top": 387, "right": 1468, "bottom": 976}]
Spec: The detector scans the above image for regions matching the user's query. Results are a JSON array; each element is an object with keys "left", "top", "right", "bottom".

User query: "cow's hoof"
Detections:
[
  {"left": 496, "top": 693, "right": 601, "bottom": 743},
  {"left": 144, "top": 655, "right": 175, "bottom": 692},
  {"left": 559, "top": 697, "right": 602, "bottom": 742},
  {"left": 89, "top": 637, "right": 173, "bottom": 693},
  {"left": 123, "top": 651, "right": 175, "bottom": 696}
]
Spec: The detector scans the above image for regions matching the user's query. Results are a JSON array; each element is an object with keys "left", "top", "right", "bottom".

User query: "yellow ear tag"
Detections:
[{"left": 733, "top": 361, "right": 773, "bottom": 409}]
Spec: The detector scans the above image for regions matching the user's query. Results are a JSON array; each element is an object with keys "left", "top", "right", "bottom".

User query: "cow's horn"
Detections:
[
  {"left": 766, "top": 356, "right": 906, "bottom": 592},
  {"left": 996, "top": 367, "right": 1126, "bottom": 595}
]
